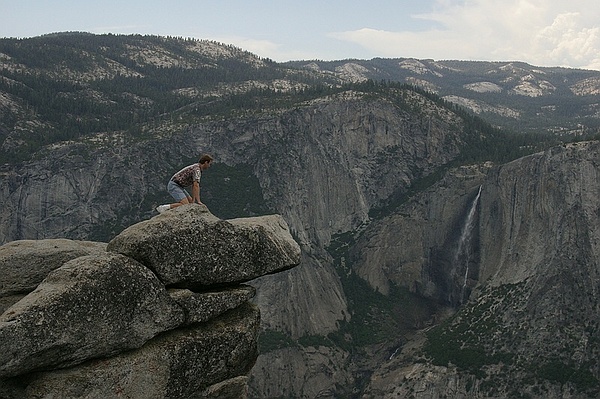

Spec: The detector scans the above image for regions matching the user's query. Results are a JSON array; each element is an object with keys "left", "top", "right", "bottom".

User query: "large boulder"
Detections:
[
  {"left": 106, "top": 205, "right": 301, "bottom": 287},
  {"left": 13, "top": 303, "right": 260, "bottom": 399},
  {"left": 0, "top": 253, "right": 184, "bottom": 377},
  {"left": 0, "top": 239, "right": 107, "bottom": 297}
]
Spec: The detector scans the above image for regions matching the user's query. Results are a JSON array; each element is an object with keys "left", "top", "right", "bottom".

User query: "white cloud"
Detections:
[
  {"left": 210, "top": 35, "right": 321, "bottom": 62},
  {"left": 331, "top": 0, "right": 600, "bottom": 70},
  {"left": 534, "top": 13, "right": 600, "bottom": 70}
]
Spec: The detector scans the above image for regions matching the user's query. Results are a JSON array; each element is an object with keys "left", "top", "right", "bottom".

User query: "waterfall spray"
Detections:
[{"left": 455, "top": 185, "right": 482, "bottom": 304}]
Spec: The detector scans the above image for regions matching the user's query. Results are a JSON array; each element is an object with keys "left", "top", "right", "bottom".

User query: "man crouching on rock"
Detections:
[{"left": 156, "top": 154, "right": 213, "bottom": 213}]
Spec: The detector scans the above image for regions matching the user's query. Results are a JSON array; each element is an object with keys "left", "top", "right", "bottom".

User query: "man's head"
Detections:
[{"left": 199, "top": 154, "right": 213, "bottom": 170}]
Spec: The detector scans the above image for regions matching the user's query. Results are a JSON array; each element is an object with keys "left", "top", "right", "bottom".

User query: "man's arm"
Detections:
[{"left": 192, "top": 181, "right": 202, "bottom": 204}]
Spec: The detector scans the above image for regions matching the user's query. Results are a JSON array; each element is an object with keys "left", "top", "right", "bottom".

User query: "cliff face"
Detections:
[
  {"left": 0, "top": 88, "right": 471, "bottom": 397},
  {"left": 473, "top": 141, "right": 600, "bottom": 392},
  {"left": 349, "top": 164, "right": 489, "bottom": 302},
  {"left": 0, "top": 207, "right": 300, "bottom": 398},
  {"left": 201, "top": 91, "right": 463, "bottom": 248},
  {"left": 362, "top": 141, "right": 600, "bottom": 398},
  {"left": 479, "top": 141, "right": 600, "bottom": 287},
  {"left": 0, "top": 89, "right": 464, "bottom": 337}
]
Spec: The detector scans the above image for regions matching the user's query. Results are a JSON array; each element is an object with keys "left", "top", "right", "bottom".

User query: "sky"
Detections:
[{"left": 1, "top": 0, "right": 599, "bottom": 71}]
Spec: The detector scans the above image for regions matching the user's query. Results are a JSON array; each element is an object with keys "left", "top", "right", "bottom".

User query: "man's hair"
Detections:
[{"left": 199, "top": 154, "right": 213, "bottom": 164}]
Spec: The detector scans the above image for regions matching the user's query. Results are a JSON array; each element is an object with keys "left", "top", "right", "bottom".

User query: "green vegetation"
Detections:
[
  {"left": 0, "top": 33, "right": 583, "bottom": 166},
  {"left": 332, "top": 273, "right": 428, "bottom": 348},
  {"left": 425, "top": 327, "right": 514, "bottom": 379},
  {"left": 369, "top": 164, "right": 449, "bottom": 219},
  {"left": 258, "top": 331, "right": 339, "bottom": 354},
  {"left": 82, "top": 159, "right": 272, "bottom": 242},
  {"left": 201, "top": 163, "right": 273, "bottom": 219},
  {"left": 422, "top": 283, "right": 600, "bottom": 396},
  {"left": 423, "top": 284, "right": 523, "bottom": 377},
  {"left": 325, "top": 230, "right": 439, "bottom": 351},
  {"left": 258, "top": 330, "right": 297, "bottom": 353},
  {"left": 534, "top": 359, "right": 599, "bottom": 393},
  {"left": 287, "top": 58, "right": 600, "bottom": 136},
  {"left": 258, "top": 281, "right": 437, "bottom": 354},
  {"left": 297, "top": 334, "right": 333, "bottom": 348},
  {"left": 0, "top": 33, "right": 339, "bottom": 164},
  {"left": 257, "top": 228, "right": 439, "bottom": 355},
  {"left": 355, "top": 81, "right": 564, "bottom": 164}
]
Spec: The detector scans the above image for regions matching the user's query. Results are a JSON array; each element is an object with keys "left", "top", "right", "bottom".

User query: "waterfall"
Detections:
[{"left": 454, "top": 185, "right": 482, "bottom": 304}]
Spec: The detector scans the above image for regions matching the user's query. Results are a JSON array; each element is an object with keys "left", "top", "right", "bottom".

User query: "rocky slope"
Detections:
[
  {"left": 360, "top": 141, "right": 600, "bottom": 398},
  {"left": 0, "top": 206, "right": 300, "bottom": 398},
  {"left": 289, "top": 58, "right": 600, "bottom": 136}
]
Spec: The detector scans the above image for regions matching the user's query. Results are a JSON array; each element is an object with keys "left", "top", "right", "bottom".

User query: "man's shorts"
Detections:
[{"left": 167, "top": 180, "right": 190, "bottom": 202}]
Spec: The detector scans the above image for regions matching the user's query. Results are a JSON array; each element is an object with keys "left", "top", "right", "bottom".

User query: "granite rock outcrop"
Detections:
[
  {"left": 0, "top": 239, "right": 107, "bottom": 313},
  {"left": 0, "top": 205, "right": 300, "bottom": 398}
]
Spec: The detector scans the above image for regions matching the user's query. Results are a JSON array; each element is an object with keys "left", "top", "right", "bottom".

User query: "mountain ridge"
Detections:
[
  {"left": 2, "top": 32, "right": 600, "bottom": 166},
  {"left": 287, "top": 57, "right": 600, "bottom": 134}
]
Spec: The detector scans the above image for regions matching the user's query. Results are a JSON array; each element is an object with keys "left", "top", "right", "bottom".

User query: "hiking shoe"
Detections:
[{"left": 156, "top": 204, "right": 170, "bottom": 213}]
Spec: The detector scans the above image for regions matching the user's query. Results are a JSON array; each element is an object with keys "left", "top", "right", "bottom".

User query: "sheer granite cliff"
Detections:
[
  {"left": 361, "top": 141, "right": 600, "bottom": 398},
  {"left": 349, "top": 163, "right": 489, "bottom": 303}
]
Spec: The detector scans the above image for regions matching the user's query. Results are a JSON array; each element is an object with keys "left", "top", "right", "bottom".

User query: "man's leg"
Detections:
[{"left": 157, "top": 182, "right": 191, "bottom": 213}]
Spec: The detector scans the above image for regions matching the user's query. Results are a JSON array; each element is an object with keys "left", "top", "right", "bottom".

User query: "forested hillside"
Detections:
[
  {"left": 288, "top": 58, "right": 600, "bottom": 135},
  {"left": 0, "top": 33, "right": 338, "bottom": 163},
  {"left": 2, "top": 33, "right": 599, "bottom": 167}
]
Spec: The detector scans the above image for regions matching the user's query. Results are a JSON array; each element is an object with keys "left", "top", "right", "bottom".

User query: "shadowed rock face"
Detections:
[
  {"left": 0, "top": 209, "right": 299, "bottom": 398},
  {"left": 22, "top": 303, "right": 260, "bottom": 399}
]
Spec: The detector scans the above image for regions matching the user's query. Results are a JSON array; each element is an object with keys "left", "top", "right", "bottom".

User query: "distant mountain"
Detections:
[
  {"left": 287, "top": 58, "right": 600, "bottom": 135},
  {"left": 2, "top": 33, "right": 600, "bottom": 166},
  {"left": 0, "top": 33, "right": 341, "bottom": 163}
]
